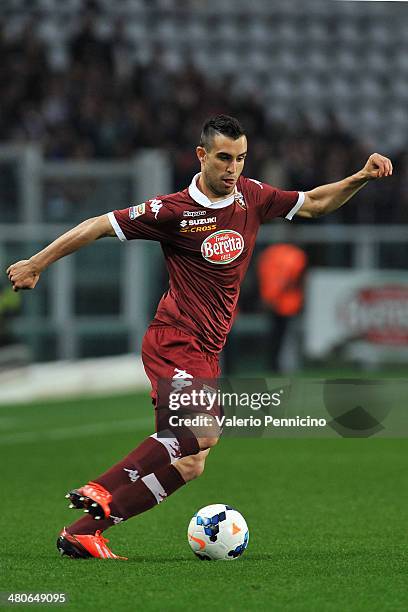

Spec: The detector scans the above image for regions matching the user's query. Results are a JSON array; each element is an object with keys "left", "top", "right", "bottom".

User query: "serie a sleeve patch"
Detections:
[{"left": 129, "top": 203, "right": 146, "bottom": 220}]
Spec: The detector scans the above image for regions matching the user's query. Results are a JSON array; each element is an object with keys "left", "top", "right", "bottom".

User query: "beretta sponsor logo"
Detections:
[
  {"left": 201, "top": 230, "right": 244, "bottom": 265},
  {"left": 183, "top": 210, "right": 207, "bottom": 217},
  {"left": 339, "top": 285, "right": 408, "bottom": 345},
  {"left": 129, "top": 203, "right": 145, "bottom": 220}
]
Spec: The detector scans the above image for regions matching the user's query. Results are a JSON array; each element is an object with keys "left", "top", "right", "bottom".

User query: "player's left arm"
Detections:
[{"left": 296, "top": 153, "right": 393, "bottom": 219}]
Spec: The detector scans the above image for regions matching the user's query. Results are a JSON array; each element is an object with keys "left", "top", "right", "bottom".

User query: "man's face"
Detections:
[{"left": 197, "top": 133, "right": 247, "bottom": 197}]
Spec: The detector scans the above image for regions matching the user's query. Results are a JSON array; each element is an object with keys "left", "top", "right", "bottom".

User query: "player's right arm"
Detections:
[{"left": 6, "top": 214, "right": 115, "bottom": 292}]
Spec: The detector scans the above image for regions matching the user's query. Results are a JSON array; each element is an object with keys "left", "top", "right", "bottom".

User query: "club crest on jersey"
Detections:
[
  {"left": 201, "top": 230, "right": 244, "bottom": 265},
  {"left": 129, "top": 203, "right": 146, "bottom": 220},
  {"left": 234, "top": 192, "right": 246, "bottom": 210}
]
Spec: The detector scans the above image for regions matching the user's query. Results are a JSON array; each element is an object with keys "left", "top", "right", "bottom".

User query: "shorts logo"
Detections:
[
  {"left": 180, "top": 217, "right": 216, "bottom": 233},
  {"left": 149, "top": 199, "right": 163, "bottom": 219},
  {"left": 201, "top": 230, "right": 244, "bottom": 265},
  {"left": 129, "top": 203, "right": 146, "bottom": 220},
  {"left": 171, "top": 368, "right": 193, "bottom": 392},
  {"left": 183, "top": 210, "right": 207, "bottom": 217}
]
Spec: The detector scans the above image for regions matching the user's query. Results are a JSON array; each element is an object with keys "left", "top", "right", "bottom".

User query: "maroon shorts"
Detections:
[{"left": 142, "top": 324, "right": 221, "bottom": 432}]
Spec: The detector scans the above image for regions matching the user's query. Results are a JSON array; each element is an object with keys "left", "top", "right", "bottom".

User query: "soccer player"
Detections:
[{"left": 6, "top": 115, "right": 392, "bottom": 560}]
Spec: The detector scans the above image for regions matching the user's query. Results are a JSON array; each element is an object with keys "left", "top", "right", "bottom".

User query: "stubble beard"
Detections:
[{"left": 204, "top": 171, "right": 234, "bottom": 198}]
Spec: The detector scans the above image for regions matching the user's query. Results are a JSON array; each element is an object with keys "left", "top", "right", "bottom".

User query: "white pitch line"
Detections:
[{"left": 0, "top": 417, "right": 153, "bottom": 446}]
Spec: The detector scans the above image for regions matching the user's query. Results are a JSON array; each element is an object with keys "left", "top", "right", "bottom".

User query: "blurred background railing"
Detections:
[{"left": 0, "top": 146, "right": 170, "bottom": 361}]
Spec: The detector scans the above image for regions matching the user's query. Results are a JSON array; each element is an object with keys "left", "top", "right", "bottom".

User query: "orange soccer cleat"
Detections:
[
  {"left": 57, "top": 528, "right": 127, "bottom": 560},
  {"left": 65, "top": 481, "right": 112, "bottom": 520}
]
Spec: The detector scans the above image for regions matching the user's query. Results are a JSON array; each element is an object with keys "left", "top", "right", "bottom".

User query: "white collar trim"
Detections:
[{"left": 188, "top": 173, "right": 236, "bottom": 209}]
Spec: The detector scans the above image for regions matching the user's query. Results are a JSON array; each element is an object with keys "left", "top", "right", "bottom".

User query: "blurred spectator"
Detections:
[
  {"left": 69, "top": 10, "right": 114, "bottom": 71},
  {"left": 257, "top": 244, "right": 308, "bottom": 373}
]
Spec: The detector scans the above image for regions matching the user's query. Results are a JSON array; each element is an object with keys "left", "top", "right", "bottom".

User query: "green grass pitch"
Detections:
[{"left": 1, "top": 392, "right": 407, "bottom": 611}]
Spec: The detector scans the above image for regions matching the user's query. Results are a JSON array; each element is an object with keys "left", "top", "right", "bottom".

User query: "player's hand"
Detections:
[
  {"left": 361, "top": 153, "right": 393, "bottom": 180},
  {"left": 6, "top": 259, "right": 40, "bottom": 292}
]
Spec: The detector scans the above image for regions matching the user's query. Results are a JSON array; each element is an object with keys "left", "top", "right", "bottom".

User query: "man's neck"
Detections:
[{"left": 197, "top": 174, "right": 234, "bottom": 203}]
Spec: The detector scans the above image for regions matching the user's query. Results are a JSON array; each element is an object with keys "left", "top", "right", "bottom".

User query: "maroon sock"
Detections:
[
  {"left": 65, "top": 513, "right": 118, "bottom": 535},
  {"left": 93, "top": 431, "right": 199, "bottom": 491},
  {"left": 66, "top": 465, "right": 186, "bottom": 535},
  {"left": 113, "top": 463, "right": 186, "bottom": 520}
]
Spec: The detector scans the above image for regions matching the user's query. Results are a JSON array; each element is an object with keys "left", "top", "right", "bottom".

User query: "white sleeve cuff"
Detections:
[
  {"left": 285, "top": 192, "right": 305, "bottom": 220},
  {"left": 107, "top": 212, "right": 127, "bottom": 242}
]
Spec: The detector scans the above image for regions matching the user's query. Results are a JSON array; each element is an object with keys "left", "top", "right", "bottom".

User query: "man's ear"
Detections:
[{"left": 196, "top": 146, "right": 207, "bottom": 164}]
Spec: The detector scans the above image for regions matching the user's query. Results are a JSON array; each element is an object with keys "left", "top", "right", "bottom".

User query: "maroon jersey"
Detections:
[{"left": 108, "top": 174, "right": 304, "bottom": 353}]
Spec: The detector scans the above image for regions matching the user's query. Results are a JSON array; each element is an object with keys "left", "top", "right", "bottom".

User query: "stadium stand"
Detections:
[{"left": 0, "top": 0, "right": 406, "bottom": 223}]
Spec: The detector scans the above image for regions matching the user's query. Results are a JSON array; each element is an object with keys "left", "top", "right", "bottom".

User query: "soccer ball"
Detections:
[{"left": 187, "top": 503, "right": 249, "bottom": 560}]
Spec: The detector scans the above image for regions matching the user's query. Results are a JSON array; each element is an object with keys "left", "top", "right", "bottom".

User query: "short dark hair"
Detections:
[{"left": 200, "top": 115, "right": 245, "bottom": 150}]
